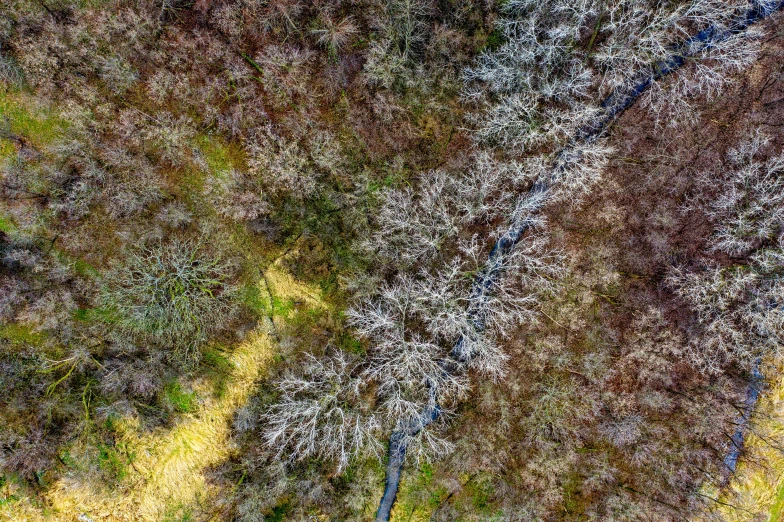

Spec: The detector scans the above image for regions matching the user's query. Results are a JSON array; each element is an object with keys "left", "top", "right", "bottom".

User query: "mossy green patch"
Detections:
[
  {"left": 164, "top": 381, "right": 198, "bottom": 414},
  {"left": 163, "top": 502, "right": 194, "bottom": 522},
  {"left": 0, "top": 213, "right": 16, "bottom": 233},
  {"left": 768, "top": 471, "right": 784, "bottom": 521},
  {"left": 239, "top": 282, "right": 267, "bottom": 316},
  {"left": 0, "top": 323, "right": 47, "bottom": 347},
  {"left": 202, "top": 347, "right": 233, "bottom": 399},
  {"left": 0, "top": 473, "right": 26, "bottom": 507},
  {"left": 203, "top": 348, "right": 232, "bottom": 374},
  {"left": 337, "top": 332, "right": 365, "bottom": 355},
  {"left": 97, "top": 441, "right": 134, "bottom": 484},
  {"left": 266, "top": 295, "right": 296, "bottom": 319},
  {"left": 561, "top": 473, "right": 584, "bottom": 515},
  {"left": 266, "top": 501, "right": 292, "bottom": 522},
  {"left": 72, "top": 308, "right": 94, "bottom": 322},
  {"left": 466, "top": 473, "right": 495, "bottom": 512},
  {"left": 0, "top": 492, "right": 20, "bottom": 507},
  {"left": 57, "top": 449, "right": 79, "bottom": 470},
  {"left": 194, "top": 134, "right": 244, "bottom": 176},
  {"left": 484, "top": 27, "right": 505, "bottom": 51},
  {"left": 391, "top": 463, "right": 441, "bottom": 521},
  {"left": 69, "top": 257, "right": 100, "bottom": 279},
  {"left": 0, "top": 91, "right": 67, "bottom": 160}
]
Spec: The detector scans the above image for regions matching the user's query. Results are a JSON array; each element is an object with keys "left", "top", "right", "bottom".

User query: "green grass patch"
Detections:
[
  {"left": 163, "top": 502, "right": 194, "bottom": 522},
  {"left": 0, "top": 91, "right": 67, "bottom": 160},
  {"left": 97, "top": 442, "right": 134, "bottom": 484},
  {"left": 175, "top": 167, "right": 208, "bottom": 196},
  {"left": 58, "top": 450, "right": 77, "bottom": 469},
  {"left": 203, "top": 348, "right": 232, "bottom": 374},
  {"left": 0, "top": 213, "right": 16, "bottom": 234},
  {"left": 239, "top": 282, "right": 267, "bottom": 316},
  {"left": 194, "top": 134, "right": 244, "bottom": 176},
  {"left": 164, "top": 381, "right": 198, "bottom": 414},
  {"left": 266, "top": 501, "right": 292, "bottom": 522},
  {"left": 0, "top": 474, "right": 23, "bottom": 506},
  {"left": 392, "top": 462, "right": 440, "bottom": 520},
  {"left": 561, "top": 473, "right": 583, "bottom": 515},
  {"left": 69, "top": 0, "right": 113, "bottom": 8},
  {"left": 365, "top": 173, "right": 399, "bottom": 195},
  {"left": 467, "top": 475, "right": 493, "bottom": 512},
  {"left": 768, "top": 479, "right": 784, "bottom": 522},
  {"left": 483, "top": 27, "right": 505, "bottom": 51},
  {"left": 202, "top": 347, "right": 233, "bottom": 399},
  {"left": 0, "top": 323, "right": 46, "bottom": 347},
  {"left": 268, "top": 296, "right": 296, "bottom": 319},
  {"left": 241, "top": 277, "right": 297, "bottom": 318},
  {"left": 68, "top": 256, "right": 100, "bottom": 279},
  {"left": 337, "top": 332, "right": 365, "bottom": 355},
  {"left": 0, "top": 493, "right": 20, "bottom": 507},
  {"left": 72, "top": 306, "right": 104, "bottom": 323}
]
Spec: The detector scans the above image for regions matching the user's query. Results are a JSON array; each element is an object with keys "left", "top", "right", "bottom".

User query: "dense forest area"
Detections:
[{"left": 1, "top": 0, "right": 783, "bottom": 520}]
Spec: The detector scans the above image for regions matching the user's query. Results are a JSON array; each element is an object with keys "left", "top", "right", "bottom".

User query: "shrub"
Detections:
[
  {"left": 360, "top": 0, "right": 431, "bottom": 89},
  {"left": 0, "top": 51, "right": 24, "bottom": 89},
  {"left": 155, "top": 201, "right": 193, "bottom": 229},
  {"left": 101, "top": 240, "right": 238, "bottom": 360},
  {"left": 311, "top": 14, "right": 358, "bottom": 59},
  {"left": 386, "top": 0, "right": 431, "bottom": 61},
  {"left": 96, "top": 55, "right": 138, "bottom": 95},
  {"left": 246, "top": 126, "right": 317, "bottom": 200},
  {"left": 204, "top": 169, "right": 270, "bottom": 223},
  {"left": 140, "top": 112, "right": 196, "bottom": 167}
]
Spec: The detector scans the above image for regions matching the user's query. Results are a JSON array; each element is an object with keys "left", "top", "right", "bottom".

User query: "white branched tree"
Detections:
[
  {"left": 668, "top": 132, "right": 784, "bottom": 373},
  {"left": 707, "top": 134, "right": 784, "bottom": 256},
  {"left": 466, "top": 0, "right": 760, "bottom": 150},
  {"left": 551, "top": 139, "right": 614, "bottom": 204},
  {"left": 345, "top": 153, "right": 566, "bottom": 460},
  {"left": 259, "top": 0, "right": 765, "bottom": 476},
  {"left": 261, "top": 351, "right": 381, "bottom": 472},
  {"left": 366, "top": 155, "right": 536, "bottom": 265}
]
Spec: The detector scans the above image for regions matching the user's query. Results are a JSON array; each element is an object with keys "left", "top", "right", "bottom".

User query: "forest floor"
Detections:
[{"left": 3, "top": 3, "right": 784, "bottom": 521}]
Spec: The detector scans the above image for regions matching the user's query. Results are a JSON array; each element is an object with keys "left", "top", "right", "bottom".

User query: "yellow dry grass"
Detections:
[
  {"left": 697, "top": 358, "right": 784, "bottom": 522},
  {"left": 264, "top": 260, "right": 324, "bottom": 311},
  {"left": 2, "top": 266, "right": 324, "bottom": 522}
]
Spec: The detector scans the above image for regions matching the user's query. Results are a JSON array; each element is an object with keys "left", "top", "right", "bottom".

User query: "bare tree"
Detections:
[
  {"left": 347, "top": 274, "right": 470, "bottom": 422},
  {"left": 706, "top": 135, "right": 784, "bottom": 257},
  {"left": 101, "top": 240, "right": 238, "bottom": 358},
  {"left": 668, "top": 133, "right": 784, "bottom": 373},
  {"left": 667, "top": 264, "right": 760, "bottom": 373},
  {"left": 466, "top": 0, "right": 758, "bottom": 150},
  {"left": 261, "top": 351, "right": 382, "bottom": 472},
  {"left": 366, "top": 154, "right": 537, "bottom": 265},
  {"left": 551, "top": 138, "right": 614, "bottom": 204}
]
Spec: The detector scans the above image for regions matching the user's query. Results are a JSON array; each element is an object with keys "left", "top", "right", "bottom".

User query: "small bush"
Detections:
[
  {"left": 101, "top": 240, "right": 238, "bottom": 360},
  {"left": 0, "top": 52, "right": 24, "bottom": 89}
]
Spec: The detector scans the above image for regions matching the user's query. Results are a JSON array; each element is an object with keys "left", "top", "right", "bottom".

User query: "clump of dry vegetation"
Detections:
[{"left": 100, "top": 240, "right": 239, "bottom": 363}]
